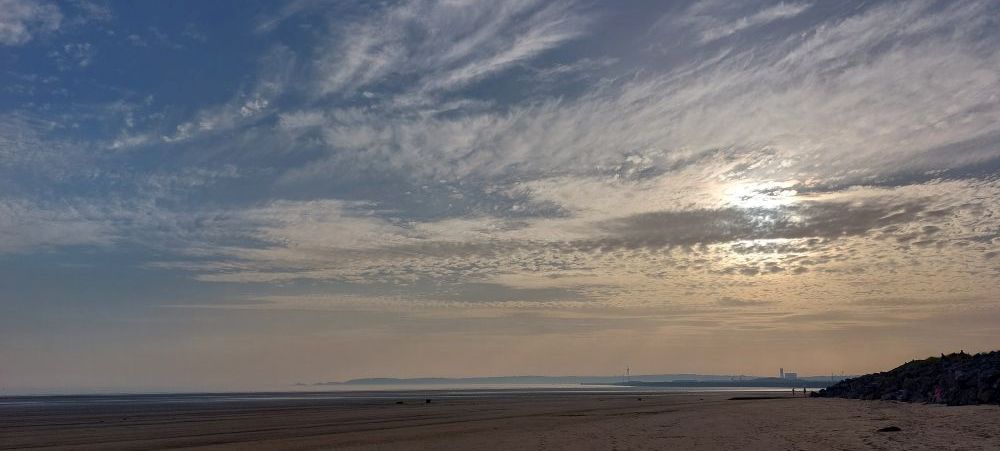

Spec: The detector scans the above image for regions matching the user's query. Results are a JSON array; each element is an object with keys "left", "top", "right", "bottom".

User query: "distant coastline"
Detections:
[
  {"left": 301, "top": 374, "right": 847, "bottom": 388},
  {"left": 604, "top": 378, "right": 835, "bottom": 389}
]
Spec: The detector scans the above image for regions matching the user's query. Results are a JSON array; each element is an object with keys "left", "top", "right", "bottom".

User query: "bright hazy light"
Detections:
[{"left": 723, "top": 181, "right": 799, "bottom": 209}]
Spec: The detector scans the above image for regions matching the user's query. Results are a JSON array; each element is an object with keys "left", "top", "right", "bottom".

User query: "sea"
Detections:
[{"left": 0, "top": 384, "right": 789, "bottom": 408}]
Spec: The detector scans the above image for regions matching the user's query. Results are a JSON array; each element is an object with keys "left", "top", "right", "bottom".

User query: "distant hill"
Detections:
[
  {"left": 302, "top": 374, "right": 843, "bottom": 386},
  {"left": 816, "top": 351, "right": 1000, "bottom": 405},
  {"left": 613, "top": 377, "right": 836, "bottom": 389}
]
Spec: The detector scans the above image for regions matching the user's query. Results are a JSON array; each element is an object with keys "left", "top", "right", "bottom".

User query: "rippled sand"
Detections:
[{"left": 3, "top": 391, "right": 999, "bottom": 450}]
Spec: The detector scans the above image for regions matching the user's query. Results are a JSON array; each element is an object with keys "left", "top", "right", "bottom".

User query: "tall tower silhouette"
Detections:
[{"left": 780, "top": 368, "right": 784, "bottom": 379}]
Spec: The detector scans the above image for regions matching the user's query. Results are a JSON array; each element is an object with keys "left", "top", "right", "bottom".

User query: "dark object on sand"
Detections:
[
  {"left": 637, "top": 397, "right": 643, "bottom": 401},
  {"left": 877, "top": 426, "right": 902, "bottom": 432},
  {"left": 816, "top": 350, "right": 1000, "bottom": 405},
  {"left": 395, "top": 401, "right": 405, "bottom": 405},
  {"left": 425, "top": 399, "right": 432, "bottom": 404}
]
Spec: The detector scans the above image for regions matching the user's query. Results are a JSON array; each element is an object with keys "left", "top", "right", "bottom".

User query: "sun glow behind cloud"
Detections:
[{"left": 722, "top": 180, "right": 800, "bottom": 210}]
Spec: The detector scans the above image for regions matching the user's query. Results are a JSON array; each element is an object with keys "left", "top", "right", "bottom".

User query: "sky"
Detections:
[{"left": 1, "top": 0, "right": 998, "bottom": 394}]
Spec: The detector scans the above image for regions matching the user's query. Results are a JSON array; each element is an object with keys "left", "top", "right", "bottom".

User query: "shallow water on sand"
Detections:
[{"left": 0, "top": 385, "right": 787, "bottom": 407}]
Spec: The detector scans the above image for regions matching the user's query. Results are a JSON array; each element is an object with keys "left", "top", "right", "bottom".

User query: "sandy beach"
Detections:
[{"left": 2, "top": 391, "right": 999, "bottom": 450}]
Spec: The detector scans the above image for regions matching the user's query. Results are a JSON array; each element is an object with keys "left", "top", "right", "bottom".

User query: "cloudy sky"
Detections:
[{"left": 2, "top": 0, "right": 998, "bottom": 393}]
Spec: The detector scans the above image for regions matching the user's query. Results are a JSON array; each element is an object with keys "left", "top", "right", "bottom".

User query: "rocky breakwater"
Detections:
[{"left": 815, "top": 351, "right": 1000, "bottom": 405}]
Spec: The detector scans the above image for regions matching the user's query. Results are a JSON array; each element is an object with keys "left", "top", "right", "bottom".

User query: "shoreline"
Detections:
[{"left": 0, "top": 386, "right": 799, "bottom": 404}]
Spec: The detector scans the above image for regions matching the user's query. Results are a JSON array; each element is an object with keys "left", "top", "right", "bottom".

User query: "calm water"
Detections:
[{"left": 0, "top": 385, "right": 789, "bottom": 407}]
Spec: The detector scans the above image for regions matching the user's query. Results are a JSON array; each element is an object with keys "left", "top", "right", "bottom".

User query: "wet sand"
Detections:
[{"left": 3, "top": 391, "right": 999, "bottom": 450}]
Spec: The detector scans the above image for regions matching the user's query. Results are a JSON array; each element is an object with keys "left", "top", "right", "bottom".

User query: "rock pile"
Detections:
[{"left": 815, "top": 351, "right": 1000, "bottom": 405}]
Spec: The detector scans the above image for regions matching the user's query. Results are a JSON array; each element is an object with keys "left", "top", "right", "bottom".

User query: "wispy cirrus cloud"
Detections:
[
  {"left": 688, "top": 1, "right": 813, "bottom": 43},
  {"left": 6, "top": 1, "right": 1000, "bottom": 290},
  {"left": 0, "top": 198, "right": 113, "bottom": 252},
  {"left": 313, "top": 0, "right": 591, "bottom": 99},
  {"left": 266, "top": 0, "right": 999, "bottom": 191},
  {"left": 0, "top": 0, "right": 62, "bottom": 46}
]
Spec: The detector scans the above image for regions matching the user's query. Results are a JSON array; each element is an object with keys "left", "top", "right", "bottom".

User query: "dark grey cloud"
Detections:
[{"left": 589, "top": 200, "right": 949, "bottom": 250}]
